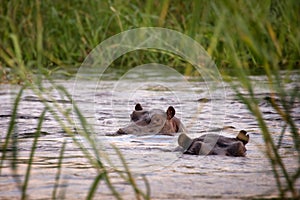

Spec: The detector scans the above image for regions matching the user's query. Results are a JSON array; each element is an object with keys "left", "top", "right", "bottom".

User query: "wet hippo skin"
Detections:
[
  {"left": 178, "top": 130, "right": 249, "bottom": 157},
  {"left": 111, "top": 103, "right": 185, "bottom": 136}
]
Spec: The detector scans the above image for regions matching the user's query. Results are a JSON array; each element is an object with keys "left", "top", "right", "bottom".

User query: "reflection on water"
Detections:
[{"left": 0, "top": 72, "right": 299, "bottom": 199}]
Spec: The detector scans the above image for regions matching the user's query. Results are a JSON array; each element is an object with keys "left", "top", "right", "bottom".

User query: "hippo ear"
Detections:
[
  {"left": 135, "top": 103, "right": 143, "bottom": 111},
  {"left": 166, "top": 106, "right": 175, "bottom": 120},
  {"left": 236, "top": 130, "right": 249, "bottom": 145}
]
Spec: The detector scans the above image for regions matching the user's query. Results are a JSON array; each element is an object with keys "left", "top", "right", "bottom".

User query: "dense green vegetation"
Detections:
[
  {"left": 0, "top": 0, "right": 299, "bottom": 199},
  {"left": 0, "top": 0, "right": 299, "bottom": 82}
]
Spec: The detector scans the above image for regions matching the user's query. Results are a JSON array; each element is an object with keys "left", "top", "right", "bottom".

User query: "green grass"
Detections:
[
  {"left": 0, "top": 0, "right": 299, "bottom": 199},
  {"left": 0, "top": 0, "right": 299, "bottom": 81}
]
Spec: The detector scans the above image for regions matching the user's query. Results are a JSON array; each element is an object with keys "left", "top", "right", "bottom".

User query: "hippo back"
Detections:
[{"left": 179, "top": 133, "right": 248, "bottom": 157}]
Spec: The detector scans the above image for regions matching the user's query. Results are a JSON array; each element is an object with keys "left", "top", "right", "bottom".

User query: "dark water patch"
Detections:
[
  {"left": 0, "top": 114, "right": 50, "bottom": 120},
  {"left": 0, "top": 114, "right": 13, "bottom": 118},
  {"left": 0, "top": 91, "right": 9, "bottom": 95},
  {"left": 17, "top": 131, "right": 52, "bottom": 139},
  {"left": 23, "top": 95, "right": 71, "bottom": 104},
  {"left": 226, "top": 114, "right": 242, "bottom": 119},
  {"left": 262, "top": 111, "right": 276, "bottom": 115}
]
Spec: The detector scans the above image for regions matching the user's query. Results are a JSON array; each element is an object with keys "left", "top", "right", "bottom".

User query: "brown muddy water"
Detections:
[{"left": 0, "top": 71, "right": 299, "bottom": 199}]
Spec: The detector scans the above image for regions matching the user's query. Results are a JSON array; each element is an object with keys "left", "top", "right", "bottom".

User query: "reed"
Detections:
[
  {"left": 1, "top": 0, "right": 298, "bottom": 82},
  {"left": 205, "top": 1, "right": 300, "bottom": 198},
  {"left": 52, "top": 140, "right": 66, "bottom": 200},
  {"left": 0, "top": 0, "right": 299, "bottom": 199},
  {"left": 0, "top": 80, "right": 150, "bottom": 199},
  {"left": 21, "top": 108, "right": 47, "bottom": 200}
]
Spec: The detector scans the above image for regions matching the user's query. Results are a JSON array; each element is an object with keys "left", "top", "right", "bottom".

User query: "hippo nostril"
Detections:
[{"left": 117, "top": 128, "right": 127, "bottom": 135}]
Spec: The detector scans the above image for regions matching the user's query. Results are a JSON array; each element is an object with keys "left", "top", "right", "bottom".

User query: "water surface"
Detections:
[{"left": 0, "top": 72, "right": 299, "bottom": 199}]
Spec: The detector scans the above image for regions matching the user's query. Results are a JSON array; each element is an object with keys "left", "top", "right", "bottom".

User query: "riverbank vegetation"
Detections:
[
  {"left": 0, "top": 0, "right": 299, "bottom": 199},
  {"left": 0, "top": 0, "right": 299, "bottom": 81}
]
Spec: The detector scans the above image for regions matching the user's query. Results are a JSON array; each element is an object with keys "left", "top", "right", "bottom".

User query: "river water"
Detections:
[{"left": 0, "top": 70, "right": 299, "bottom": 199}]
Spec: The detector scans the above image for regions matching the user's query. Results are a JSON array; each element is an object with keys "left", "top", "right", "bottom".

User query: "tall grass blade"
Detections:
[
  {"left": 0, "top": 86, "right": 25, "bottom": 175},
  {"left": 21, "top": 108, "right": 47, "bottom": 200},
  {"left": 52, "top": 140, "right": 66, "bottom": 200},
  {"left": 112, "top": 145, "right": 150, "bottom": 200},
  {"left": 158, "top": 0, "right": 170, "bottom": 27},
  {"left": 86, "top": 172, "right": 106, "bottom": 200}
]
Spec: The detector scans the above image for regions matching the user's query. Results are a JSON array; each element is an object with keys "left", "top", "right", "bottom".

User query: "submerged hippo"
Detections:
[
  {"left": 112, "top": 103, "right": 185, "bottom": 136},
  {"left": 178, "top": 130, "right": 249, "bottom": 156}
]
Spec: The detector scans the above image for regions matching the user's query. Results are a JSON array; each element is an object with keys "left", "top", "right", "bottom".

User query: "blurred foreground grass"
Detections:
[{"left": 0, "top": 0, "right": 299, "bottom": 199}]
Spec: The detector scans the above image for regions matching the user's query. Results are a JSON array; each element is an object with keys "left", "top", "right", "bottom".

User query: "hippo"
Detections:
[
  {"left": 178, "top": 130, "right": 249, "bottom": 156},
  {"left": 111, "top": 103, "right": 185, "bottom": 136}
]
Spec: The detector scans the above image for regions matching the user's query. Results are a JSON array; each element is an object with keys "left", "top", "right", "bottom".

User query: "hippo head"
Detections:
[
  {"left": 114, "top": 103, "right": 184, "bottom": 136},
  {"left": 178, "top": 130, "right": 249, "bottom": 157}
]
